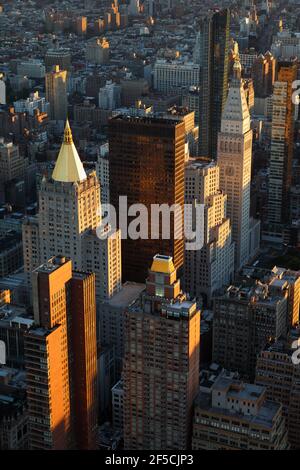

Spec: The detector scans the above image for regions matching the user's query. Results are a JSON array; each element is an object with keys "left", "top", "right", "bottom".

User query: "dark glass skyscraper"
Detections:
[
  {"left": 109, "top": 116, "right": 185, "bottom": 283},
  {"left": 197, "top": 8, "right": 230, "bottom": 159}
]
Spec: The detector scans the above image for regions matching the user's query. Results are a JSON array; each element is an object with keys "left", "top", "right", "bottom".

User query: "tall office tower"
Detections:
[
  {"left": 251, "top": 52, "right": 276, "bottom": 98},
  {"left": 109, "top": 116, "right": 185, "bottom": 283},
  {"left": 192, "top": 369, "right": 289, "bottom": 450},
  {"left": 267, "top": 62, "right": 297, "bottom": 231},
  {"left": 218, "top": 60, "right": 252, "bottom": 271},
  {"left": 45, "top": 65, "right": 68, "bottom": 121},
  {"left": 23, "top": 121, "right": 121, "bottom": 302},
  {"left": 212, "top": 283, "right": 288, "bottom": 380},
  {"left": 184, "top": 158, "right": 234, "bottom": 306},
  {"left": 45, "top": 48, "right": 71, "bottom": 72},
  {"left": 255, "top": 336, "right": 300, "bottom": 449},
  {"left": 197, "top": 8, "right": 230, "bottom": 158},
  {"left": 25, "top": 256, "right": 98, "bottom": 450},
  {"left": 123, "top": 255, "right": 200, "bottom": 450}
]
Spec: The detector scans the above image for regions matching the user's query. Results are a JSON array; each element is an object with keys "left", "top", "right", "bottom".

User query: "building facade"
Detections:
[
  {"left": 22, "top": 121, "right": 122, "bottom": 302},
  {"left": 45, "top": 65, "right": 68, "bottom": 121},
  {"left": 25, "top": 257, "right": 98, "bottom": 450},
  {"left": 218, "top": 61, "right": 253, "bottom": 270},
  {"left": 192, "top": 369, "right": 289, "bottom": 450},
  {"left": 123, "top": 255, "right": 200, "bottom": 450},
  {"left": 184, "top": 158, "right": 234, "bottom": 306},
  {"left": 197, "top": 9, "right": 230, "bottom": 158},
  {"left": 109, "top": 115, "right": 185, "bottom": 283}
]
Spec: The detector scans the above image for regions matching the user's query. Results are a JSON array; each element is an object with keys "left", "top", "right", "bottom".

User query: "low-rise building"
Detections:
[{"left": 192, "top": 368, "right": 289, "bottom": 450}]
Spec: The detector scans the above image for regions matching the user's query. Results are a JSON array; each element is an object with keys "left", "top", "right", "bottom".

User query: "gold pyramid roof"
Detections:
[
  {"left": 52, "top": 120, "right": 87, "bottom": 183},
  {"left": 151, "top": 255, "right": 175, "bottom": 274}
]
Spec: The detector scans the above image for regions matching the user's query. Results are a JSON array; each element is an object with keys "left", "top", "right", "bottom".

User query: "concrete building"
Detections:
[
  {"left": 45, "top": 65, "right": 68, "bottom": 121},
  {"left": 212, "top": 283, "right": 288, "bottom": 380},
  {"left": 0, "top": 140, "right": 25, "bottom": 185},
  {"left": 267, "top": 62, "right": 297, "bottom": 237},
  {"left": 17, "top": 60, "right": 45, "bottom": 79},
  {"left": 184, "top": 158, "right": 234, "bottom": 306},
  {"left": 22, "top": 121, "right": 122, "bottom": 302},
  {"left": 98, "top": 80, "right": 121, "bottom": 110},
  {"left": 0, "top": 368, "right": 28, "bottom": 450},
  {"left": 0, "top": 231, "right": 23, "bottom": 278},
  {"left": 45, "top": 48, "right": 71, "bottom": 72},
  {"left": 86, "top": 37, "right": 110, "bottom": 64},
  {"left": 192, "top": 368, "right": 289, "bottom": 450},
  {"left": 251, "top": 52, "right": 276, "bottom": 98},
  {"left": 25, "top": 257, "right": 98, "bottom": 450},
  {"left": 95, "top": 143, "right": 109, "bottom": 208},
  {"left": 218, "top": 60, "right": 253, "bottom": 271},
  {"left": 111, "top": 379, "right": 124, "bottom": 431},
  {"left": 120, "top": 77, "right": 149, "bottom": 107},
  {"left": 0, "top": 303, "right": 34, "bottom": 368},
  {"left": 99, "top": 281, "right": 145, "bottom": 376},
  {"left": 255, "top": 335, "right": 300, "bottom": 449},
  {"left": 13, "top": 92, "right": 50, "bottom": 116},
  {"left": 123, "top": 255, "right": 200, "bottom": 450},
  {"left": 271, "top": 31, "right": 300, "bottom": 60},
  {"left": 153, "top": 60, "right": 200, "bottom": 95}
]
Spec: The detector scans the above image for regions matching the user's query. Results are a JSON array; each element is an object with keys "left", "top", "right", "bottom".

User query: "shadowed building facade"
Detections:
[{"left": 197, "top": 9, "right": 230, "bottom": 158}]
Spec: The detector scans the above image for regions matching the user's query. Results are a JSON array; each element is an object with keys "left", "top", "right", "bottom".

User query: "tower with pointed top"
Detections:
[
  {"left": 217, "top": 60, "right": 253, "bottom": 270},
  {"left": 23, "top": 121, "right": 122, "bottom": 302}
]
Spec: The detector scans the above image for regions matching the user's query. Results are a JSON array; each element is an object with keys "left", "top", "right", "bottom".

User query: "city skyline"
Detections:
[{"left": 0, "top": 0, "right": 300, "bottom": 456}]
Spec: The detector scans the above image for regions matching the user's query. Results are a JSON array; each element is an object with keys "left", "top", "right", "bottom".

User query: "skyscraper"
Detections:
[
  {"left": 255, "top": 335, "right": 300, "bottom": 449},
  {"left": 212, "top": 282, "right": 288, "bottom": 380},
  {"left": 45, "top": 65, "right": 68, "bottom": 121},
  {"left": 184, "top": 158, "right": 234, "bottom": 305},
  {"left": 109, "top": 116, "right": 185, "bottom": 283},
  {"left": 23, "top": 121, "right": 121, "bottom": 302},
  {"left": 218, "top": 60, "right": 252, "bottom": 270},
  {"left": 267, "top": 62, "right": 297, "bottom": 232},
  {"left": 25, "top": 256, "right": 98, "bottom": 450},
  {"left": 123, "top": 255, "right": 200, "bottom": 450},
  {"left": 197, "top": 8, "right": 230, "bottom": 158}
]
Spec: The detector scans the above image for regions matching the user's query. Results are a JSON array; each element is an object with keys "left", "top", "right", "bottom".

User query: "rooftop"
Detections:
[
  {"left": 52, "top": 120, "right": 87, "bottom": 183},
  {"left": 150, "top": 254, "right": 175, "bottom": 274},
  {"left": 105, "top": 282, "right": 145, "bottom": 308}
]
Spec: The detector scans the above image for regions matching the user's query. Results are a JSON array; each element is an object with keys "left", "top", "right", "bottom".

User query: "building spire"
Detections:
[
  {"left": 63, "top": 118, "right": 73, "bottom": 144},
  {"left": 220, "top": 60, "right": 250, "bottom": 135},
  {"left": 52, "top": 120, "right": 87, "bottom": 183}
]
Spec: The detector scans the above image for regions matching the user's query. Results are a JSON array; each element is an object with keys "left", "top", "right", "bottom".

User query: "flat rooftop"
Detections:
[
  {"left": 106, "top": 282, "right": 145, "bottom": 308},
  {"left": 196, "top": 389, "right": 280, "bottom": 429},
  {"left": 35, "top": 256, "right": 70, "bottom": 274}
]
